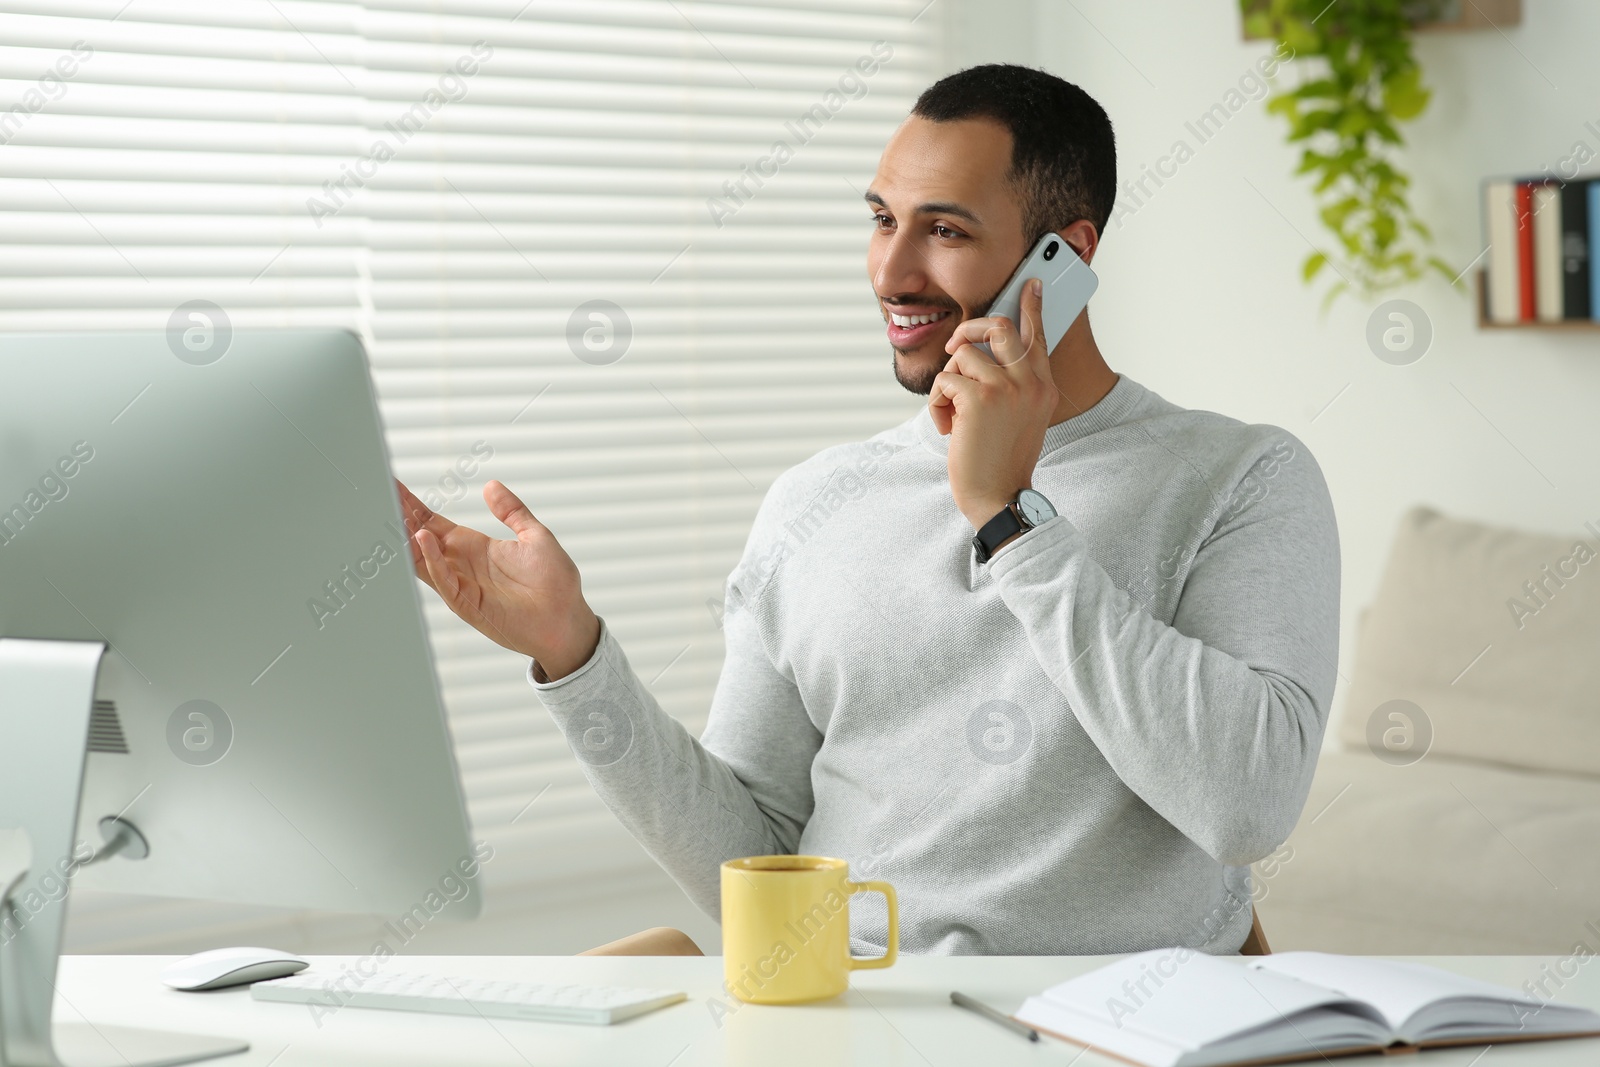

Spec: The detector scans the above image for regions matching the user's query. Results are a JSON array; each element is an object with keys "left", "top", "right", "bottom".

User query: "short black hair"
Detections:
[{"left": 911, "top": 64, "right": 1117, "bottom": 245}]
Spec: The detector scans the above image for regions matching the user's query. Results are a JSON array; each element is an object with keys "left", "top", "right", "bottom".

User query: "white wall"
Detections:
[
  {"left": 947, "top": 0, "right": 1600, "bottom": 732},
  {"left": 65, "top": 1, "right": 1598, "bottom": 959}
]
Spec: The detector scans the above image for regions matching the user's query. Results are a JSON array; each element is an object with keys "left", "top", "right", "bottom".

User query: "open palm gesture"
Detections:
[{"left": 398, "top": 479, "right": 600, "bottom": 680}]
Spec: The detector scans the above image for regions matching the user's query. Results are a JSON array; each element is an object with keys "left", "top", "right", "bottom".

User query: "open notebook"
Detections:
[{"left": 1014, "top": 949, "right": 1600, "bottom": 1067}]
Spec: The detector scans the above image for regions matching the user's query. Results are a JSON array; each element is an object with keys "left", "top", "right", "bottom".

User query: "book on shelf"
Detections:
[
  {"left": 1484, "top": 179, "right": 1519, "bottom": 322},
  {"left": 1515, "top": 181, "right": 1535, "bottom": 321},
  {"left": 1013, "top": 948, "right": 1600, "bottom": 1067},
  {"left": 1532, "top": 183, "right": 1562, "bottom": 321},
  {"left": 1483, "top": 174, "right": 1600, "bottom": 325},
  {"left": 1591, "top": 182, "right": 1600, "bottom": 321},
  {"left": 1559, "top": 178, "right": 1590, "bottom": 319}
]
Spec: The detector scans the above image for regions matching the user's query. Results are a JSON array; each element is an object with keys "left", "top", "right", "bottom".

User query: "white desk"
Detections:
[{"left": 57, "top": 954, "right": 1600, "bottom": 1066}]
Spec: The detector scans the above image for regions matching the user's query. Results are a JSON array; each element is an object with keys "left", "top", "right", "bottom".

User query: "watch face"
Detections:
[{"left": 1017, "top": 489, "right": 1055, "bottom": 526}]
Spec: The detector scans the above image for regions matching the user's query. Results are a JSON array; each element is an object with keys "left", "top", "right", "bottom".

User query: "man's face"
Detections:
[{"left": 865, "top": 115, "right": 1030, "bottom": 396}]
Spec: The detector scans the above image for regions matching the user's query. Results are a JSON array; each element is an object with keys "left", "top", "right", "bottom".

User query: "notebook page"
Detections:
[
  {"left": 1250, "top": 952, "right": 1537, "bottom": 1032},
  {"left": 1036, "top": 948, "right": 1375, "bottom": 1049}
]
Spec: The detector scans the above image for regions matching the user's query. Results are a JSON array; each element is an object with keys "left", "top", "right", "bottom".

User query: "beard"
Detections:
[
  {"left": 891, "top": 350, "right": 941, "bottom": 396},
  {"left": 887, "top": 279, "right": 1005, "bottom": 397}
]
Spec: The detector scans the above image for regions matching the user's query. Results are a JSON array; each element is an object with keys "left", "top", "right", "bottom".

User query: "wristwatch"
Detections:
[{"left": 972, "top": 488, "right": 1057, "bottom": 564}]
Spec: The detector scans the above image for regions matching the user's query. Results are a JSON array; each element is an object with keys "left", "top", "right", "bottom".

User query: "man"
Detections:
[{"left": 398, "top": 64, "right": 1340, "bottom": 956}]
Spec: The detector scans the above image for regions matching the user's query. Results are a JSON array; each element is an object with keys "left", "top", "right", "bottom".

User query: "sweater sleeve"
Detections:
[
  {"left": 986, "top": 435, "right": 1341, "bottom": 867},
  {"left": 526, "top": 514, "right": 820, "bottom": 920}
]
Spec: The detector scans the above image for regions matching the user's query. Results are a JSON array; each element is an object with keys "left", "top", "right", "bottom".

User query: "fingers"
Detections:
[
  {"left": 1019, "top": 277, "right": 1044, "bottom": 355},
  {"left": 943, "top": 304, "right": 1037, "bottom": 370},
  {"left": 927, "top": 373, "right": 954, "bottom": 434},
  {"left": 944, "top": 314, "right": 1015, "bottom": 354},
  {"left": 414, "top": 525, "right": 520, "bottom": 657},
  {"left": 942, "top": 343, "right": 1009, "bottom": 387},
  {"left": 396, "top": 480, "right": 431, "bottom": 535},
  {"left": 927, "top": 369, "right": 979, "bottom": 433},
  {"left": 397, "top": 480, "right": 458, "bottom": 537},
  {"left": 397, "top": 480, "right": 434, "bottom": 573},
  {"left": 934, "top": 323, "right": 1052, "bottom": 436},
  {"left": 485, "top": 479, "right": 548, "bottom": 542},
  {"left": 986, "top": 278, "right": 1044, "bottom": 368},
  {"left": 414, "top": 528, "right": 461, "bottom": 603}
]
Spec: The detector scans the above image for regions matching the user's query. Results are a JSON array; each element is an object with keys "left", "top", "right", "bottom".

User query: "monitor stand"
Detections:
[{"left": 0, "top": 638, "right": 248, "bottom": 1067}]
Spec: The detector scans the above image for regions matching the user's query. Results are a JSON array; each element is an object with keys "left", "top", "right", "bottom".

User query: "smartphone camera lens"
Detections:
[{"left": 1043, "top": 241, "right": 1059, "bottom": 261}]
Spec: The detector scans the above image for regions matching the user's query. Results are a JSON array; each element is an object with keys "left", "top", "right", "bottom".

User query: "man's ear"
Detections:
[{"left": 1058, "top": 218, "right": 1100, "bottom": 267}]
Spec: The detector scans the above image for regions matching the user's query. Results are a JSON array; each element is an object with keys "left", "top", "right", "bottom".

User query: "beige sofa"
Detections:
[{"left": 1254, "top": 506, "right": 1600, "bottom": 953}]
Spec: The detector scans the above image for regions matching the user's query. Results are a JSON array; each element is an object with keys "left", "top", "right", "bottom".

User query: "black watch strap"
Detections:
[{"left": 971, "top": 502, "right": 1024, "bottom": 565}]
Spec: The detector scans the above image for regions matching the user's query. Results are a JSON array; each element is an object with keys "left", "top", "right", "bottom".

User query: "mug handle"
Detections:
[{"left": 846, "top": 879, "right": 898, "bottom": 970}]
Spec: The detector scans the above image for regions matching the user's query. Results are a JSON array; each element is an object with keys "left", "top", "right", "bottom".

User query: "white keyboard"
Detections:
[{"left": 250, "top": 970, "right": 687, "bottom": 1025}]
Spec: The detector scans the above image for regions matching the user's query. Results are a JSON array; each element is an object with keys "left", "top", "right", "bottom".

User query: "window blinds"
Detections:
[{"left": 0, "top": 0, "right": 936, "bottom": 942}]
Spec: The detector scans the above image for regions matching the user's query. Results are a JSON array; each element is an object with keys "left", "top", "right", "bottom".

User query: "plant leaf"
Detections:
[
  {"left": 1336, "top": 109, "right": 1370, "bottom": 138},
  {"left": 1281, "top": 16, "right": 1320, "bottom": 52},
  {"left": 1319, "top": 279, "right": 1350, "bottom": 316},
  {"left": 1295, "top": 149, "right": 1331, "bottom": 175},
  {"left": 1372, "top": 212, "right": 1398, "bottom": 249},
  {"left": 1321, "top": 196, "right": 1362, "bottom": 231},
  {"left": 1382, "top": 66, "right": 1431, "bottom": 120},
  {"left": 1288, "top": 109, "right": 1337, "bottom": 141},
  {"left": 1293, "top": 78, "right": 1342, "bottom": 98},
  {"left": 1244, "top": 11, "right": 1274, "bottom": 38}
]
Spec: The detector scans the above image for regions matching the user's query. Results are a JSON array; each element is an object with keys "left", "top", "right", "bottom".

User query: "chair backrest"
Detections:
[{"left": 1240, "top": 908, "right": 1272, "bottom": 955}]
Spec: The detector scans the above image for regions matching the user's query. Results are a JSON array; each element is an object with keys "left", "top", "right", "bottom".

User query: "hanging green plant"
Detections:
[{"left": 1242, "top": 0, "right": 1460, "bottom": 310}]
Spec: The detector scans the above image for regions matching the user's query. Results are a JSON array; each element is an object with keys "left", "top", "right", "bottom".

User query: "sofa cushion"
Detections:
[
  {"left": 1337, "top": 506, "right": 1600, "bottom": 778},
  {"left": 1255, "top": 749, "right": 1600, "bottom": 953}
]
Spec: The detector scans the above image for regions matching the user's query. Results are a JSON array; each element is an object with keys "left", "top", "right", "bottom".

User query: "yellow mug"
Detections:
[{"left": 720, "top": 855, "right": 897, "bottom": 1005}]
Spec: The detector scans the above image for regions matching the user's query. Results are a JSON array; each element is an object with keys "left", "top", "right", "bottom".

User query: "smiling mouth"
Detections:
[
  {"left": 884, "top": 308, "right": 957, "bottom": 351},
  {"left": 887, "top": 309, "right": 953, "bottom": 328}
]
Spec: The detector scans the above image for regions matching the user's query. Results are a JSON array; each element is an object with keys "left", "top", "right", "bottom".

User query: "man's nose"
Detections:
[{"left": 872, "top": 230, "right": 929, "bottom": 298}]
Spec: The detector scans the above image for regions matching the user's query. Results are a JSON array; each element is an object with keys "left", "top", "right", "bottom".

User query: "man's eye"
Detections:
[
  {"left": 933, "top": 225, "right": 961, "bottom": 239},
  {"left": 872, "top": 213, "right": 893, "bottom": 228}
]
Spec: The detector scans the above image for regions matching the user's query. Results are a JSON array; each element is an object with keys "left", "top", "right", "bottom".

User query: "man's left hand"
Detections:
[{"left": 930, "top": 277, "right": 1057, "bottom": 531}]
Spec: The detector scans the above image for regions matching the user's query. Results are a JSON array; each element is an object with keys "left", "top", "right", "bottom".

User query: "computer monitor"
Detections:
[{"left": 0, "top": 329, "right": 482, "bottom": 1066}]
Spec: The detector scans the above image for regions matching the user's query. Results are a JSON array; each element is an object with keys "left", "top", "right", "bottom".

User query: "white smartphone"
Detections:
[{"left": 974, "top": 231, "right": 1098, "bottom": 359}]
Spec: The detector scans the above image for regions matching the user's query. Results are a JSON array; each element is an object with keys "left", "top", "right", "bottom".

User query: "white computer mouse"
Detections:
[{"left": 160, "top": 946, "right": 310, "bottom": 991}]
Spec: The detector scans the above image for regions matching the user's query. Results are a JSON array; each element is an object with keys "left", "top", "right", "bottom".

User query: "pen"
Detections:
[{"left": 950, "top": 990, "right": 1040, "bottom": 1042}]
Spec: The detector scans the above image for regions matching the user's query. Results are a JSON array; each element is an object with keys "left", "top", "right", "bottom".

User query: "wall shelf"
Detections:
[
  {"left": 1242, "top": 0, "right": 1520, "bottom": 39},
  {"left": 1476, "top": 271, "right": 1600, "bottom": 331}
]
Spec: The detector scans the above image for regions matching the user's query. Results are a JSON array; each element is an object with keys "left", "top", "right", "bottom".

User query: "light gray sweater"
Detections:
[{"left": 528, "top": 373, "right": 1340, "bottom": 956}]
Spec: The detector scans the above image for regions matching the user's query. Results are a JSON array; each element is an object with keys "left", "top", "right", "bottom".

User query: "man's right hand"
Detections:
[{"left": 398, "top": 479, "right": 601, "bottom": 682}]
